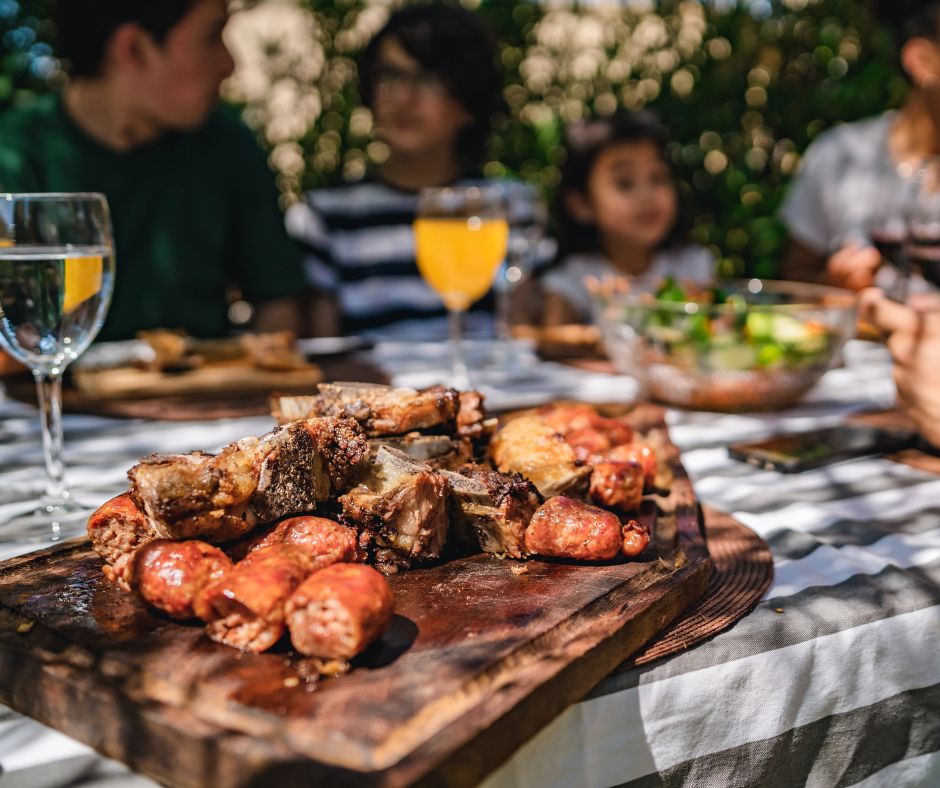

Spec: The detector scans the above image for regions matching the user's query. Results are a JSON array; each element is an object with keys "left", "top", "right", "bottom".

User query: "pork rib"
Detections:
[
  {"left": 127, "top": 417, "right": 367, "bottom": 543},
  {"left": 443, "top": 464, "right": 541, "bottom": 559},
  {"left": 272, "top": 382, "right": 488, "bottom": 437},
  {"left": 339, "top": 446, "right": 449, "bottom": 572}
]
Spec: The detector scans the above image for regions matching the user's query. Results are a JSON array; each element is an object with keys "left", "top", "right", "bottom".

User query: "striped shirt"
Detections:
[{"left": 285, "top": 177, "right": 548, "bottom": 338}]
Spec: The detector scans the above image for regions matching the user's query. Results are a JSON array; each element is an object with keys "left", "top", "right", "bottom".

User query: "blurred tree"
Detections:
[
  {"left": 1, "top": 0, "right": 906, "bottom": 277},
  {"left": 0, "top": 0, "right": 60, "bottom": 110}
]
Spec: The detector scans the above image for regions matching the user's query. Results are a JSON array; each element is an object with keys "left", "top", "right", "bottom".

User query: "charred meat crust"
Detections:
[
  {"left": 127, "top": 418, "right": 367, "bottom": 543},
  {"left": 444, "top": 464, "right": 541, "bottom": 559},
  {"left": 271, "top": 382, "right": 488, "bottom": 438}
]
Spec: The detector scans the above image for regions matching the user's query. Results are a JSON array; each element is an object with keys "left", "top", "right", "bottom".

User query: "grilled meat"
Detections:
[
  {"left": 538, "top": 403, "right": 634, "bottom": 446},
  {"left": 588, "top": 459, "right": 645, "bottom": 511},
  {"left": 489, "top": 415, "right": 591, "bottom": 499},
  {"left": 127, "top": 418, "right": 367, "bottom": 543},
  {"left": 285, "top": 563, "right": 394, "bottom": 660},
  {"left": 605, "top": 442, "right": 657, "bottom": 489},
  {"left": 87, "top": 493, "right": 159, "bottom": 590},
  {"left": 524, "top": 496, "right": 623, "bottom": 561},
  {"left": 621, "top": 519, "right": 651, "bottom": 557},
  {"left": 443, "top": 464, "right": 540, "bottom": 558},
  {"left": 272, "top": 382, "right": 464, "bottom": 435},
  {"left": 369, "top": 433, "right": 473, "bottom": 469},
  {"left": 124, "top": 540, "right": 232, "bottom": 620},
  {"left": 339, "top": 446, "right": 449, "bottom": 571},
  {"left": 200, "top": 543, "right": 309, "bottom": 652},
  {"left": 245, "top": 516, "right": 360, "bottom": 571}
]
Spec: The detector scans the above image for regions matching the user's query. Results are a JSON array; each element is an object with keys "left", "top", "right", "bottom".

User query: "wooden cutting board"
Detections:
[{"left": 0, "top": 407, "right": 710, "bottom": 788}]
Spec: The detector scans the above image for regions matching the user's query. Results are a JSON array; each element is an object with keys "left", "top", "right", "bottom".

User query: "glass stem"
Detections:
[
  {"left": 496, "top": 281, "right": 512, "bottom": 346},
  {"left": 448, "top": 308, "right": 470, "bottom": 389},
  {"left": 34, "top": 370, "right": 68, "bottom": 501}
]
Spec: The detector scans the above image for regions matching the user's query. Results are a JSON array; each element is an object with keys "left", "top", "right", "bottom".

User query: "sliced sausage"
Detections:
[
  {"left": 200, "top": 543, "right": 308, "bottom": 653},
  {"left": 246, "top": 516, "right": 359, "bottom": 571},
  {"left": 285, "top": 563, "right": 394, "bottom": 660},
  {"left": 87, "top": 493, "right": 157, "bottom": 590}
]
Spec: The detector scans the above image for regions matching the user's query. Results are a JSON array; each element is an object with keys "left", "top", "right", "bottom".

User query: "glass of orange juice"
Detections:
[{"left": 414, "top": 186, "right": 508, "bottom": 387}]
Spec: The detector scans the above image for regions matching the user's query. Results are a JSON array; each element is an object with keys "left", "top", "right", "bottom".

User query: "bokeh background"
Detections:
[{"left": 1, "top": 0, "right": 905, "bottom": 277}]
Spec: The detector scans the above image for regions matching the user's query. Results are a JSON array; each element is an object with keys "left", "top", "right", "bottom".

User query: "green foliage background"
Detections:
[{"left": 1, "top": 0, "right": 906, "bottom": 277}]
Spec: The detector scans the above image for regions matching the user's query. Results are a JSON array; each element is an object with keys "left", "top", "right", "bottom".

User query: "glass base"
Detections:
[{"left": 0, "top": 499, "right": 89, "bottom": 544}]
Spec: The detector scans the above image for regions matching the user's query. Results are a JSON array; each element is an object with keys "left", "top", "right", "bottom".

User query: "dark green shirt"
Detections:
[{"left": 0, "top": 95, "right": 305, "bottom": 340}]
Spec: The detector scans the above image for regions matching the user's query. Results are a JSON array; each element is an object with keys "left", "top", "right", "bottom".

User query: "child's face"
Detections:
[
  {"left": 371, "top": 37, "right": 472, "bottom": 159},
  {"left": 577, "top": 141, "right": 678, "bottom": 252}
]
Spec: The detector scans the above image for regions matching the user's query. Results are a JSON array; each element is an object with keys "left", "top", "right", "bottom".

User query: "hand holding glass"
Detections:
[{"left": 0, "top": 193, "right": 115, "bottom": 541}]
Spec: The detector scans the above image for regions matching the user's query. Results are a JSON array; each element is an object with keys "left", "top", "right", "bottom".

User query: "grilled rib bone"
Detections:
[{"left": 128, "top": 417, "right": 367, "bottom": 542}]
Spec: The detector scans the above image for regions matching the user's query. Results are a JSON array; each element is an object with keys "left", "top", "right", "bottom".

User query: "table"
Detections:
[{"left": 1, "top": 340, "right": 938, "bottom": 788}]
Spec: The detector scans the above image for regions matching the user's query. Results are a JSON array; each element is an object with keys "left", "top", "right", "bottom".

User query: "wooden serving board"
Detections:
[{"left": 0, "top": 407, "right": 710, "bottom": 788}]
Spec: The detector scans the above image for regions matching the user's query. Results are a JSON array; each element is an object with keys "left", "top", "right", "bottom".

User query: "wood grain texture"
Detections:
[{"left": 0, "top": 406, "right": 710, "bottom": 787}]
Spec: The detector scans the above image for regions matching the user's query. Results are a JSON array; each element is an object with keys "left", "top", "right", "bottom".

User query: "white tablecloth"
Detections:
[{"left": 2, "top": 341, "right": 939, "bottom": 788}]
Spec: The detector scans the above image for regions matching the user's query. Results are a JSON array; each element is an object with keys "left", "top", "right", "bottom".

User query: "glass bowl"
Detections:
[{"left": 593, "top": 278, "right": 858, "bottom": 412}]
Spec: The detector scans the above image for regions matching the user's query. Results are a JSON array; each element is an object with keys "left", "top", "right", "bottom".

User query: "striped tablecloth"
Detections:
[{"left": 1, "top": 340, "right": 938, "bottom": 788}]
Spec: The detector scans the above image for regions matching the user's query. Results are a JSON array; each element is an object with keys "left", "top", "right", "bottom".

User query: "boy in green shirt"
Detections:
[{"left": 0, "top": 0, "right": 305, "bottom": 341}]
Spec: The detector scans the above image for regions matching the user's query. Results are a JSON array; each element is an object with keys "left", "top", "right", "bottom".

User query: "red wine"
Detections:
[
  {"left": 903, "top": 239, "right": 940, "bottom": 288},
  {"left": 871, "top": 231, "right": 908, "bottom": 273}
]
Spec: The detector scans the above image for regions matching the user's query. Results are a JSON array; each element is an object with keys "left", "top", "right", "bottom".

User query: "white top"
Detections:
[
  {"left": 541, "top": 245, "right": 715, "bottom": 322},
  {"left": 779, "top": 111, "right": 929, "bottom": 294}
]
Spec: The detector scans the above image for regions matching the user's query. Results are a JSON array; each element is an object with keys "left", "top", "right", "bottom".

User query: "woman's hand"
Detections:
[
  {"left": 825, "top": 244, "right": 882, "bottom": 291},
  {"left": 859, "top": 288, "right": 940, "bottom": 448}
]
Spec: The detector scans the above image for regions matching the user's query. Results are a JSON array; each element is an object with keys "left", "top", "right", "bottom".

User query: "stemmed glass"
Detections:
[
  {"left": 904, "top": 158, "right": 940, "bottom": 291},
  {"left": 413, "top": 186, "right": 508, "bottom": 388},
  {"left": 859, "top": 166, "right": 917, "bottom": 302},
  {"left": 0, "top": 194, "right": 115, "bottom": 542},
  {"left": 492, "top": 182, "right": 551, "bottom": 367}
]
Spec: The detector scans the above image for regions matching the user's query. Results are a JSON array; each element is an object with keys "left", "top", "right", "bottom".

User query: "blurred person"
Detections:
[
  {"left": 542, "top": 111, "right": 714, "bottom": 325},
  {"left": 287, "top": 4, "right": 536, "bottom": 338},
  {"left": 779, "top": 0, "right": 940, "bottom": 294},
  {"left": 859, "top": 287, "right": 940, "bottom": 448},
  {"left": 0, "top": 0, "right": 305, "bottom": 341}
]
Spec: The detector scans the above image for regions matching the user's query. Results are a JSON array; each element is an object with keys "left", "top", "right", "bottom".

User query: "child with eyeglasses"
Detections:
[
  {"left": 287, "top": 5, "right": 521, "bottom": 338},
  {"left": 542, "top": 112, "right": 714, "bottom": 325}
]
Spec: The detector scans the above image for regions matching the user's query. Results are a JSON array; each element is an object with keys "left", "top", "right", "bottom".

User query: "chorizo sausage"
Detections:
[
  {"left": 524, "top": 496, "right": 622, "bottom": 561},
  {"left": 285, "top": 563, "right": 394, "bottom": 660}
]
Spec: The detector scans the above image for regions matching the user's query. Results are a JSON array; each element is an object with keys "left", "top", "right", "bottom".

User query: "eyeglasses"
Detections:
[{"left": 373, "top": 65, "right": 448, "bottom": 98}]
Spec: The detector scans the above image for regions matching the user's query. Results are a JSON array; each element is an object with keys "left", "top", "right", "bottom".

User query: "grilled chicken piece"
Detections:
[
  {"left": 524, "top": 496, "right": 623, "bottom": 561},
  {"left": 122, "top": 540, "right": 233, "bottom": 620},
  {"left": 272, "top": 382, "right": 461, "bottom": 435},
  {"left": 87, "top": 493, "right": 159, "bottom": 590},
  {"left": 443, "top": 464, "right": 541, "bottom": 558},
  {"left": 339, "top": 446, "right": 449, "bottom": 572},
  {"left": 128, "top": 418, "right": 367, "bottom": 543},
  {"left": 489, "top": 415, "right": 591, "bottom": 499},
  {"left": 285, "top": 563, "right": 394, "bottom": 660}
]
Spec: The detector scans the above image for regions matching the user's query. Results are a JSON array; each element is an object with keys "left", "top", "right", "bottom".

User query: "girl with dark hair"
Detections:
[
  {"left": 542, "top": 111, "right": 713, "bottom": 325},
  {"left": 287, "top": 4, "right": 520, "bottom": 338}
]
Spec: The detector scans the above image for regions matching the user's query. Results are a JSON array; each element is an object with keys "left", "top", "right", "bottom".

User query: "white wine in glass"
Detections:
[
  {"left": 413, "top": 186, "right": 508, "bottom": 387},
  {"left": 0, "top": 193, "right": 115, "bottom": 542}
]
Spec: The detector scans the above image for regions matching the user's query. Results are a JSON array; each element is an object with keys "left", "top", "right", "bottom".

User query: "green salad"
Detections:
[{"left": 633, "top": 277, "right": 834, "bottom": 372}]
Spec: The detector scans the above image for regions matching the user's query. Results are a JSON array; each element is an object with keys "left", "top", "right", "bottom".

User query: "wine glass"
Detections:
[
  {"left": 904, "top": 158, "right": 940, "bottom": 291},
  {"left": 858, "top": 166, "right": 917, "bottom": 302},
  {"left": 0, "top": 193, "right": 115, "bottom": 542},
  {"left": 413, "top": 186, "right": 508, "bottom": 388},
  {"left": 492, "top": 183, "right": 552, "bottom": 367}
]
